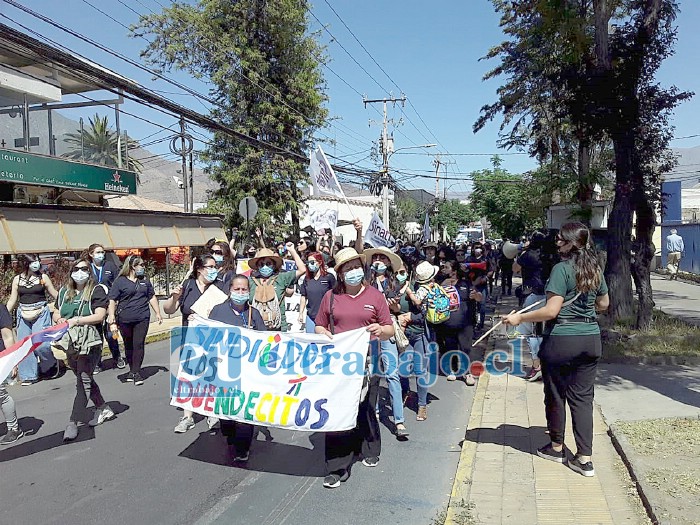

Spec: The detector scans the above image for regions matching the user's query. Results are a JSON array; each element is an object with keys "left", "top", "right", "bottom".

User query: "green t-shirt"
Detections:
[
  {"left": 249, "top": 270, "right": 298, "bottom": 331},
  {"left": 544, "top": 261, "right": 608, "bottom": 336}
]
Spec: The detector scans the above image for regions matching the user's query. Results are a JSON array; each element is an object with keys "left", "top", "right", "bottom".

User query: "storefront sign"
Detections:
[{"left": 0, "top": 149, "right": 137, "bottom": 195}]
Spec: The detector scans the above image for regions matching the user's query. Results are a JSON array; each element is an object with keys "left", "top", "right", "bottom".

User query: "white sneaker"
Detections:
[
  {"left": 447, "top": 374, "right": 457, "bottom": 381},
  {"left": 207, "top": 416, "right": 219, "bottom": 430},
  {"left": 89, "top": 405, "right": 115, "bottom": 427},
  {"left": 174, "top": 416, "right": 195, "bottom": 433}
]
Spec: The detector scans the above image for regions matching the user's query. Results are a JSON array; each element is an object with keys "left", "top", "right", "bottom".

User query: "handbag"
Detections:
[
  {"left": 392, "top": 315, "right": 410, "bottom": 353},
  {"left": 20, "top": 304, "right": 45, "bottom": 322}
]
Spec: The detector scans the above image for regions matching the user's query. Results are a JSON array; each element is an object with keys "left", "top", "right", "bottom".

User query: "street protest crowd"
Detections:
[{"left": 0, "top": 219, "right": 609, "bottom": 488}]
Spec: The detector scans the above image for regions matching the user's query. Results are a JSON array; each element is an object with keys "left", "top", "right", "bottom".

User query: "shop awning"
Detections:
[{"left": 0, "top": 203, "right": 225, "bottom": 254}]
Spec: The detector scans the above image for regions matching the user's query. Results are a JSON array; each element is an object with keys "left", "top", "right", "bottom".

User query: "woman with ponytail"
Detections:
[{"left": 502, "top": 222, "right": 609, "bottom": 478}]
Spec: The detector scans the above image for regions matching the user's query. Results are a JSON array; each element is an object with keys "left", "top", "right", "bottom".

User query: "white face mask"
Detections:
[
  {"left": 71, "top": 270, "right": 89, "bottom": 284},
  {"left": 29, "top": 261, "right": 41, "bottom": 272}
]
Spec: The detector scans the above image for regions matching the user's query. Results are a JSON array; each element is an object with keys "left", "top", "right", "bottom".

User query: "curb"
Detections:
[{"left": 607, "top": 423, "right": 664, "bottom": 525}]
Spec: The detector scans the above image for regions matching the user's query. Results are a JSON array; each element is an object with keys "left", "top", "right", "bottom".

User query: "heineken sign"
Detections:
[{"left": 0, "top": 149, "right": 137, "bottom": 195}]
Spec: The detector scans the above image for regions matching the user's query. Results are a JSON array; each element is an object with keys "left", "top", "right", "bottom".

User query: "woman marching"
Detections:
[
  {"left": 299, "top": 252, "right": 336, "bottom": 334},
  {"left": 53, "top": 257, "right": 114, "bottom": 441},
  {"left": 6, "top": 254, "right": 59, "bottom": 384},
  {"left": 314, "top": 248, "right": 394, "bottom": 489},
  {"left": 84, "top": 243, "right": 125, "bottom": 372},
  {"left": 502, "top": 222, "right": 609, "bottom": 477},
  {"left": 206, "top": 238, "right": 237, "bottom": 292},
  {"left": 107, "top": 255, "right": 163, "bottom": 386},
  {"left": 208, "top": 275, "right": 266, "bottom": 463},
  {"left": 364, "top": 246, "right": 408, "bottom": 438},
  {"left": 163, "top": 254, "right": 222, "bottom": 433}
]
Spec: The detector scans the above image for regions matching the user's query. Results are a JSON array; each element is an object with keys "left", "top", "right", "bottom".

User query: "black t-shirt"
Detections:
[
  {"left": 300, "top": 273, "right": 336, "bottom": 320},
  {"left": 58, "top": 285, "right": 109, "bottom": 319},
  {"left": 177, "top": 279, "right": 207, "bottom": 326},
  {"left": 91, "top": 260, "right": 119, "bottom": 288},
  {"left": 214, "top": 270, "right": 236, "bottom": 293},
  {"left": 443, "top": 278, "right": 475, "bottom": 328},
  {"left": 0, "top": 304, "right": 13, "bottom": 351},
  {"left": 209, "top": 301, "right": 266, "bottom": 330},
  {"left": 517, "top": 249, "right": 544, "bottom": 294},
  {"left": 108, "top": 276, "right": 155, "bottom": 324}
]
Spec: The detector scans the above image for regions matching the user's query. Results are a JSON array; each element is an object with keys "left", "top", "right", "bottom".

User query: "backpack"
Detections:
[
  {"left": 251, "top": 277, "right": 281, "bottom": 330},
  {"left": 425, "top": 283, "right": 452, "bottom": 325}
]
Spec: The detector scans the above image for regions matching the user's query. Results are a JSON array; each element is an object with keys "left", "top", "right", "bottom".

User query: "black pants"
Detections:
[
  {"left": 118, "top": 319, "right": 149, "bottom": 374},
  {"left": 539, "top": 334, "right": 601, "bottom": 457},
  {"left": 434, "top": 323, "right": 474, "bottom": 375},
  {"left": 220, "top": 420, "right": 254, "bottom": 456},
  {"left": 96, "top": 322, "right": 122, "bottom": 364},
  {"left": 325, "top": 376, "right": 381, "bottom": 475},
  {"left": 68, "top": 347, "right": 105, "bottom": 421},
  {"left": 501, "top": 269, "right": 513, "bottom": 294}
]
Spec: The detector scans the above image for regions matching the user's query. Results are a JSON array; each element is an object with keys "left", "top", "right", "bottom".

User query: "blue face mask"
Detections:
[
  {"left": 212, "top": 254, "right": 224, "bottom": 264},
  {"left": 344, "top": 267, "right": 364, "bottom": 285},
  {"left": 93, "top": 253, "right": 105, "bottom": 263},
  {"left": 230, "top": 292, "right": 249, "bottom": 305},
  {"left": 259, "top": 265, "right": 275, "bottom": 277},
  {"left": 307, "top": 262, "right": 319, "bottom": 273},
  {"left": 135, "top": 267, "right": 145, "bottom": 277},
  {"left": 396, "top": 273, "right": 408, "bottom": 284},
  {"left": 205, "top": 268, "right": 219, "bottom": 282},
  {"left": 29, "top": 261, "right": 41, "bottom": 272},
  {"left": 372, "top": 262, "right": 387, "bottom": 274}
]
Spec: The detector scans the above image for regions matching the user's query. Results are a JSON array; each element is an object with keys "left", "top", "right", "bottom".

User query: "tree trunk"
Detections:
[
  {"left": 576, "top": 137, "right": 594, "bottom": 225},
  {"left": 290, "top": 177, "right": 300, "bottom": 237},
  {"left": 605, "top": 130, "right": 635, "bottom": 321},
  {"left": 632, "top": 196, "right": 656, "bottom": 329}
]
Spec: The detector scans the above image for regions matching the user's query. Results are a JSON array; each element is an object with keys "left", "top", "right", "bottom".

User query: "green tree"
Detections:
[
  {"left": 390, "top": 197, "right": 420, "bottom": 239},
  {"left": 62, "top": 113, "right": 142, "bottom": 175},
  {"left": 133, "top": 0, "right": 327, "bottom": 234},
  {"left": 435, "top": 199, "right": 478, "bottom": 239}
]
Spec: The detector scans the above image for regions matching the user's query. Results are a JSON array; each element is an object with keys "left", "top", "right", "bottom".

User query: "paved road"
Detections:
[{"left": 1, "top": 338, "right": 475, "bottom": 525}]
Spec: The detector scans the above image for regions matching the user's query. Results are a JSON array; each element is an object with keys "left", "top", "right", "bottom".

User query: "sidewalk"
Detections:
[{"left": 446, "top": 293, "right": 643, "bottom": 525}]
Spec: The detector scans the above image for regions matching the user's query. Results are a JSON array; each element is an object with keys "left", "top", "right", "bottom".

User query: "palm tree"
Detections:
[{"left": 62, "top": 113, "right": 143, "bottom": 178}]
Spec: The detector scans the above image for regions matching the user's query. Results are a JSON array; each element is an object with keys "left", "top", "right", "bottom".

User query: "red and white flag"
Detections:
[{"left": 0, "top": 322, "right": 69, "bottom": 383}]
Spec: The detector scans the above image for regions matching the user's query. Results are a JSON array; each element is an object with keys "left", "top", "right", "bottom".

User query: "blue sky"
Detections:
[{"left": 4, "top": 0, "right": 700, "bottom": 195}]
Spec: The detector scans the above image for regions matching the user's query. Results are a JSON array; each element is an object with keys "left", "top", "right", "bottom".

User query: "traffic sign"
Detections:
[{"left": 239, "top": 196, "right": 258, "bottom": 221}]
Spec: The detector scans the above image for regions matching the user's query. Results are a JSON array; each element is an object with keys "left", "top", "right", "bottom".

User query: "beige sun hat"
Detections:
[
  {"left": 248, "top": 248, "right": 283, "bottom": 271},
  {"left": 415, "top": 260, "right": 439, "bottom": 284},
  {"left": 333, "top": 247, "right": 366, "bottom": 272},
  {"left": 364, "top": 246, "right": 402, "bottom": 271}
]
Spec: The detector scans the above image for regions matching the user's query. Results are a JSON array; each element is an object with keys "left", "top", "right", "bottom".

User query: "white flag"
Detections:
[
  {"left": 364, "top": 211, "right": 397, "bottom": 249},
  {"left": 420, "top": 211, "right": 431, "bottom": 244},
  {"left": 309, "top": 146, "right": 345, "bottom": 198},
  {"left": 308, "top": 208, "right": 339, "bottom": 233}
]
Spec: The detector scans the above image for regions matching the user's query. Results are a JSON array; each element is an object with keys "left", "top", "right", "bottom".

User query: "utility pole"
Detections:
[
  {"left": 363, "top": 95, "right": 406, "bottom": 224},
  {"left": 170, "top": 117, "right": 194, "bottom": 212},
  {"left": 179, "top": 117, "right": 188, "bottom": 212},
  {"left": 434, "top": 154, "right": 442, "bottom": 199}
]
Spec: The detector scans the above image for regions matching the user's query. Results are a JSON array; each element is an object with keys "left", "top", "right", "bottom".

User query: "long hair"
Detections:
[
  {"left": 206, "top": 238, "right": 236, "bottom": 274},
  {"left": 17, "top": 253, "right": 40, "bottom": 277},
  {"left": 82, "top": 243, "right": 104, "bottom": 261},
  {"left": 187, "top": 254, "right": 216, "bottom": 280},
  {"left": 65, "top": 257, "right": 97, "bottom": 302},
  {"left": 305, "top": 251, "right": 328, "bottom": 280},
  {"left": 118, "top": 255, "right": 143, "bottom": 278},
  {"left": 558, "top": 222, "right": 601, "bottom": 293}
]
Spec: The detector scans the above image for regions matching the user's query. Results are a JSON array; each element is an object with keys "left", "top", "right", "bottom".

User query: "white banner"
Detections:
[
  {"left": 309, "top": 146, "right": 345, "bottom": 198},
  {"left": 170, "top": 316, "right": 370, "bottom": 432},
  {"left": 364, "top": 211, "right": 397, "bottom": 249},
  {"left": 308, "top": 208, "right": 338, "bottom": 234}
]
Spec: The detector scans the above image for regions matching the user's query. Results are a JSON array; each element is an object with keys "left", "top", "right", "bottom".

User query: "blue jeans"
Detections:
[
  {"left": 399, "top": 332, "right": 431, "bottom": 407},
  {"left": 305, "top": 315, "right": 316, "bottom": 334},
  {"left": 17, "top": 306, "right": 56, "bottom": 381},
  {"left": 516, "top": 293, "right": 546, "bottom": 359},
  {"left": 377, "top": 339, "right": 404, "bottom": 424}
]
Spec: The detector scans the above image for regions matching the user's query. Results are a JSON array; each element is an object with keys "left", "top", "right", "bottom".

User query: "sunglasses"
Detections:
[
  {"left": 72, "top": 267, "right": 89, "bottom": 273},
  {"left": 259, "top": 261, "right": 276, "bottom": 267},
  {"left": 133, "top": 263, "right": 145, "bottom": 267},
  {"left": 400, "top": 247, "right": 416, "bottom": 254},
  {"left": 211, "top": 250, "right": 224, "bottom": 255}
]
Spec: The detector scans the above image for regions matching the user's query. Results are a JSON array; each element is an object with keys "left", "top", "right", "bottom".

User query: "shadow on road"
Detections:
[{"left": 464, "top": 424, "right": 548, "bottom": 456}]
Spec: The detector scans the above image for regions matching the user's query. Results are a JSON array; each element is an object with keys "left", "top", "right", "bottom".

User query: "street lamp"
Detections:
[{"left": 382, "top": 143, "right": 437, "bottom": 224}]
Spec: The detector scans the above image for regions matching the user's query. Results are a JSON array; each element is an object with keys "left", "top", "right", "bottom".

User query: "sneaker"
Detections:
[
  {"left": 174, "top": 416, "right": 195, "bottom": 433},
  {"left": 233, "top": 451, "right": 250, "bottom": 462},
  {"left": 133, "top": 373, "right": 144, "bottom": 386},
  {"left": 0, "top": 427, "right": 24, "bottom": 445},
  {"left": 93, "top": 364, "right": 102, "bottom": 375},
  {"left": 446, "top": 374, "right": 457, "bottom": 381},
  {"left": 525, "top": 367, "right": 542, "bottom": 382},
  {"left": 323, "top": 470, "right": 349, "bottom": 488},
  {"left": 465, "top": 374, "right": 476, "bottom": 386},
  {"left": 362, "top": 456, "right": 380, "bottom": 467},
  {"left": 125, "top": 372, "right": 135, "bottom": 383},
  {"left": 537, "top": 444, "right": 565, "bottom": 463},
  {"left": 569, "top": 457, "right": 595, "bottom": 477},
  {"left": 21, "top": 378, "right": 38, "bottom": 386},
  {"left": 207, "top": 416, "right": 220, "bottom": 430},
  {"left": 116, "top": 357, "right": 127, "bottom": 369},
  {"left": 395, "top": 423, "right": 410, "bottom": 438},
  {"left": 63, "top": 421, "right": 79, "bottom": 442},
  {"left": 89, "top": 405, "right": 115, "bottom": 427}
]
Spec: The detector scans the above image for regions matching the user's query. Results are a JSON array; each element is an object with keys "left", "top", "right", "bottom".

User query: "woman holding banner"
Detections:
[
  {"left": 163, "top": 255, "right": 222, "bottom": 433},
  {"left": 299, "top": 252, "right": 336, "bottom": 334},
  {"left": 209, "top": 274, "right": 266, "bottom": 463},
  {"left": 364, "top": 246, "right": 408, "bottom": 439},
  {"left": 314, "top": 247, "right": 394, "bottom": 489}
]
